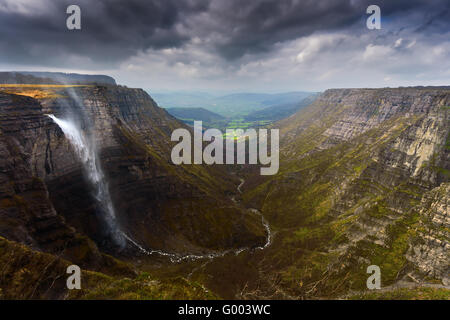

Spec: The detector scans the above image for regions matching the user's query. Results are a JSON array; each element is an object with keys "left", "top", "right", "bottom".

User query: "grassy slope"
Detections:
[{"left": 0, "top": 236, "right": 215, "bottom": 299}]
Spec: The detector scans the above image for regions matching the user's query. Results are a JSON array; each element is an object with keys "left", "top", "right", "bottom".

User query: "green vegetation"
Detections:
[
  {"left": 349, "top": 287, "right": 450, "bottom": 300},
  {"left": 0, "top": 236, "right": 215, "bottom": 299},
  {"left": 75, "top": 274, "right": 216, "bottom": 300},
  {"left": 445, "top": 131, "right": 450, "bottom": 151},
  {"left": 237, "top": 96, "right": 450, "bottom": 298}
]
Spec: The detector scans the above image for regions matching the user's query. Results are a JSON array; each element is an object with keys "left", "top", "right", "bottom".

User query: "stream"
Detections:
[{"left": 125, "top": 177, "right": 272, "bottom": 263}]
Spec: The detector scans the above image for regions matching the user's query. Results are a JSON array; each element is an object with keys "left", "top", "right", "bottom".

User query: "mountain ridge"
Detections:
[
  {"left": 153, "top": 91, "right": 314, "bottom": 117},
  {"left": 0, "top": 71, "right": 116, "bottom": 85}
]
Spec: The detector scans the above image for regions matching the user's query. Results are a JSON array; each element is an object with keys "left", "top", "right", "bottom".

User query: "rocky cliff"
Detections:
[
  {"left": 0, "top": 93, "right": 109, "bottom": 270},
  {"left": 0, "top": 85, "right": 266, "bottom": 262},
  {"left": 239, "top": 87, "right": 449, "bottom": 298}
]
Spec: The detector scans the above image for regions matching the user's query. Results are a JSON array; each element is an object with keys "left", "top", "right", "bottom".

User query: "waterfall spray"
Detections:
[{"left": 47, "top": 114, "right": 125, "bottom": 248}]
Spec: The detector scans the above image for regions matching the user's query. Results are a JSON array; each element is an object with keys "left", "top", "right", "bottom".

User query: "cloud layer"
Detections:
[{"left": 0, "top": 0, "right": 449, "bottom": 91}]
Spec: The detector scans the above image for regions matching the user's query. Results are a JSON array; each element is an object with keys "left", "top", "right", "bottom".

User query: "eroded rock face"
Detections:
[
  {"left": 0, "top": 86, "right": 266, "bottom": 259},
  {"left": 0, "top": 93, "right": 106, "bottom": 269},
  {"left": 320, "top": 88, "right": 445, "bottom": 142},
  {"left": 407, "top": 184, "right": 450, "bottom": 285},
  {"left": 244, "top": 87, "right": 449, "bottom": 293},
  {"left": 315, "top": 89, "right": 449, "bottom": 285}
]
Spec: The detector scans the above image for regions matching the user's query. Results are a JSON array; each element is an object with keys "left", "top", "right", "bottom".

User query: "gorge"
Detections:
[{"left": 0, "top": 80, "right": 448, "bottom": 300}]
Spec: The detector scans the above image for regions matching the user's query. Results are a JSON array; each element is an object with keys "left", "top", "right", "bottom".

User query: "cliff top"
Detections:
[{"left": 0, "top": 71, "right": 116, "bottom": 86}]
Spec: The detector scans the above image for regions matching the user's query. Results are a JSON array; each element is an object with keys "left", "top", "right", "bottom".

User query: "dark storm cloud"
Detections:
[
  {"left": 415, "top": 6, "right": 450, "bottom": 33},
  {"left": 0, "top": 0, "right": 448, "bottom": 68},
  {"left": 0, "top": 0, "right": 208, "bottom": 67},
  {"left": 205, "top": 0, "right": 450, "bottom": 59}
]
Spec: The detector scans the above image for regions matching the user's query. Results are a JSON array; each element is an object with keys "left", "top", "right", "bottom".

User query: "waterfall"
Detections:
[{"left": 47, "top": 114, "right": 125, "bottom": 248}]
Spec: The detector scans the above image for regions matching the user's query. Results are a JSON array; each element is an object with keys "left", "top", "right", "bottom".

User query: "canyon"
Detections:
[{"left": 0, "top": 80, "right": 448, "bottom": 299}]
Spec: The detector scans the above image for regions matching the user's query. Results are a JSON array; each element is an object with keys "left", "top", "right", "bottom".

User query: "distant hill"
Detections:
[
  {"left": 244, "top": 94, "right": 318, "bottom": 122},
  {"left": 217, "top": 92, "right": 312, "bottom": 107},
  {"left": 166, "top": 107, "right": 226, "bottom": 128},
  {"left": 166, "top": 107, "right": 225, "bottom": 122},
  {"left": 0, "top": 71, "right": 116, "bottom": 85},
  {"left": 153, "top": 91, "right": 314, "bottom": 118},
  {"left": 152, "top": 92, "right": 218, "bottom": 109}
]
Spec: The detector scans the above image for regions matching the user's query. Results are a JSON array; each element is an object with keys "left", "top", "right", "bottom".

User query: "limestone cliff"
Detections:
[
  {"left": 0, "top": 93, "right": 109, "bottom": 271},
  {"left": 0, "top": 85, "right": 256, "bottom": 299},
  {"left": 242, "top": 87, "right": 449, "bottom": 297},
  {"left": 0, "top": 85, "right": 266, "bottom": 259}
]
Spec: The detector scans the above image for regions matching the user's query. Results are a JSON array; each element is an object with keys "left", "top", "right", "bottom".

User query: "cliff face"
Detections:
[
  {"left": 0, "top": 84, "right": 266, "bottom": 299},
  {"left": 242, "top": 87, "right": 449, "bottom": 296},
  {"left": 0, "top": 85, "right": 266, "bottom": 259},
  {"left": 0, "top": 93, "right": 111, "bottom": 271}
]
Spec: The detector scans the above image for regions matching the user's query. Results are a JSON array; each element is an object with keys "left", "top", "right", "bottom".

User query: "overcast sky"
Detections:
[{"left": 0, "top": 0, "right": 449, "bottom": 93}]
